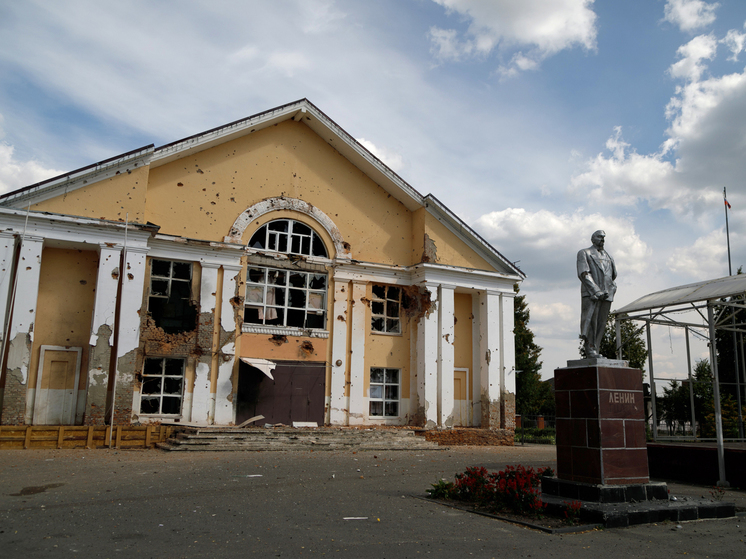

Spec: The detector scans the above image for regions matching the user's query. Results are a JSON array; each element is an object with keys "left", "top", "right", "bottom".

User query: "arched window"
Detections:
[{"left": 249, "top": 219, "right": 328, "bottom": 258}]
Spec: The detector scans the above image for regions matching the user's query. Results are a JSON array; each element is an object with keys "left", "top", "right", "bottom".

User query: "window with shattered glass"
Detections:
[
  {"left": 244, "top": 266, "right": 327, "bottom": 330},
  {"left": 148, "top": 259, "right": 197, "bottom": 333},
  {"left": 369, "top": 368, "right": 399, "bottom": 417},
  {"left": 371, "top": 285, "right": 401, "bottom": 334},
  {"left": 140, "top": 357, "right": 185, "bottom": 415},
  {"left": 248, "top": 219, "right": 328, "bottom": 258}
]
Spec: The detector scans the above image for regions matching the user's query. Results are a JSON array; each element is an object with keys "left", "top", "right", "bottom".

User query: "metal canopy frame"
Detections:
[{"left": 611, "top": 274, "right": 746, "bottom": 487}]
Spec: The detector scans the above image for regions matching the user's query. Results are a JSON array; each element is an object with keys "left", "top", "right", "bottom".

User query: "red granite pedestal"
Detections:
[
  {"left": 554, "top": 361, "right": 648, "bottom": 485},
  {"left": 541, "top": 361, "right": 738, "bottom": 526}
]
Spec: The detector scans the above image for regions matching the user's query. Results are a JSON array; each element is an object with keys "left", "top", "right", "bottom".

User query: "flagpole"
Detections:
[
  {"left": 725, "top": 186, "right": 732, "bottom": 276},
  {"left": 724, "top": 187, "right": 745, "bottom": 438}
]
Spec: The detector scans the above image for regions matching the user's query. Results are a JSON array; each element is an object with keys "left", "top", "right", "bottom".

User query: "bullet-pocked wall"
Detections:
[
  {"left": 363, "top": 282, "right": 412, "bottom": 424},
  {"left": 26, "top": 247, "right": 98, "bottom": 425},
  {"left": 0, "top": 100, "right": 524, "bottom": 430},
  {"left": 145, "top": 121, "right": 415, "bottom": 267}
]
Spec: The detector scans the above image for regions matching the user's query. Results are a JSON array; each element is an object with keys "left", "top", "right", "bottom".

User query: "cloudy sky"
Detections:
[{"left": 2, "top": 0, "right": 745, "bottom": 384}]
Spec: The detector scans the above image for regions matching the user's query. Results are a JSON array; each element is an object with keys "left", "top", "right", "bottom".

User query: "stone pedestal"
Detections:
[{"left": 554, "top": 359, "right": 648, "bottom": 485}]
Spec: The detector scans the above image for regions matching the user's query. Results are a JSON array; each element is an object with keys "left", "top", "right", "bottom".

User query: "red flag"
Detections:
[{"left": 725, "top": 198, "right": 732, "bottom": 209}]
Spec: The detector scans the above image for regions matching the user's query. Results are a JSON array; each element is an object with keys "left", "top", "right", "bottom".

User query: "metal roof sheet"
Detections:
[{"left": 614, "top": 274, "right": 746, "bottom": 315}]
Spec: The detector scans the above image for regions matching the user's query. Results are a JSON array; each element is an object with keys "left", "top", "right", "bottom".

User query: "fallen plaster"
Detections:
[
  {"left": 402, "top": 285, "right": 433, "bottom": 322},
  {"left": 6, "top": 332, "right": 31, "bottom": 384},
  {"left": 421, "top": 233, "right": 438, "bottom": 263},
  {"left": 88, "top": 324, "right": 113, "bottom": 377}
]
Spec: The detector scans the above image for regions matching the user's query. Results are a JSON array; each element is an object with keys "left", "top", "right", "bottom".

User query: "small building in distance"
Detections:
[{"left": 0, "top": 99, "right": 523, "bottom": 431}]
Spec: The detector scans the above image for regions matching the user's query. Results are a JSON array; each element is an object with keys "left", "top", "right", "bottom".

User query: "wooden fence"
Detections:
[{"left": 0, "top": 425, "right": 176, "bottom": 450}]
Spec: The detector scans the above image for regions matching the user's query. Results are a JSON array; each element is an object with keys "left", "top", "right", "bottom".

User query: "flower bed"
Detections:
[{"left": 427, "top": 464, "right": 588, "bottom": 530}]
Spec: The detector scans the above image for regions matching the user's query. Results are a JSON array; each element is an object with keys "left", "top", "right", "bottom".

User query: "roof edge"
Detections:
[
  {"left": 0, "top": 144, "right": 155, "bottom": 207},
  {"left": 423, "top": 194, "right": 525, "bottom": 279}
]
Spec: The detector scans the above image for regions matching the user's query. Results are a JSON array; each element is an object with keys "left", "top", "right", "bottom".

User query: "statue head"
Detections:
[{"left": 591, "top": 230, "right": 606, "bottom": 250}]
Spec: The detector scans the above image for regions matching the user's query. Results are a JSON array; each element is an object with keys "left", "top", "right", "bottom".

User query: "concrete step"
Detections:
[{"left": 158, "top": 427, "right": 443, "bottom": 452}]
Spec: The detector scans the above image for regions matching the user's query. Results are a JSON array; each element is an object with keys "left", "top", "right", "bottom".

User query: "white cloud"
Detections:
[
  {"left": 531, "top": 301, "right": 574, "bottom": 324},
  {"left": 663, "top": 0, "right": 719, "bottom": 33},
  {"left": 474, "top": 208, "right": 651, "bottom": 287},
  {"left": 570, "top": 26, "right": 746, "bottom": 224},
  {"left": 429, "top": 0, "right": 597, "bottom": 74},
  {"left": 297, "top": 0, "right": 346, "bottom": 34},
  {"left": 356, "top": 138, "right": 405, "bottom": 172},
  {"left": 667, "top": 228, "right": 730, "bottom": 279},
  {"left": 667, "top": 34, "right": 717, "bottom": 81},
  {"left": 721, "top": 26, "right": 746, "bottom": 61},
  {"left": 0, "top": 142, "right": 63, "bottom": 194},
  {"left": 263, "top": 51, "right": 312, "bottom": 77}
]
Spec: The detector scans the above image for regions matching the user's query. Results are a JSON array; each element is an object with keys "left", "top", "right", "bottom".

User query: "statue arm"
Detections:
[{"left": 577, "top": 250, "right": 604, "bottom": 299}]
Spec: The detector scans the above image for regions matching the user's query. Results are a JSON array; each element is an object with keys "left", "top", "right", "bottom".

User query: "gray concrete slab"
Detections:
[{"left": 1, "top": 444, "right": 744, "bottom": 558}]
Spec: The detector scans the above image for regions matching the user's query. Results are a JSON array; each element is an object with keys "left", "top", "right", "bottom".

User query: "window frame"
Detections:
[
  {"left": 248, "top": 219, "right": 328, "bottom": 258},
  {"left": 147, "top": 258, "right": 196, "bottom": 333},
  {"left": 139, "top": 357, "right": 186, "bottom": 417},
  {"left": 243, "top": 265, "right": 328, "bottom": 333},
  {"left": 370, "top": 284, "right": 402, "bottom": 335},
  {"left": 368, "top": 367, "right": 400, "bottom": 418}
]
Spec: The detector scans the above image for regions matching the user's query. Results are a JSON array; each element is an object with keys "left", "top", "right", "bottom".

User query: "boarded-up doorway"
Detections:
[
  {"left": 236, "top": 360, "right": 325, "bottom": 425},
  {"left": 453, "top": 368, "right": 470, "bottom": 426}
]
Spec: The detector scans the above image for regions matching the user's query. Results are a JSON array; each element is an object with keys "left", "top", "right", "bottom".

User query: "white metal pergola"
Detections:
[{"left": 612, "top": 274, "right": 746, "bottom": 487}]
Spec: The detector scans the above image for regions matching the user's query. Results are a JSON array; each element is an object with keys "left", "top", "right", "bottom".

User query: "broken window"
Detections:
[
  {"left": 369, "top": 368, "right": 399, "bottom": 417},
  {"left": 148, "top": 259, "right": 197, "bottom": 333},
  {"left": 244, "top": 266, "right": 327, "bottom": 330},
  {"left": 249, "top": 219, "right": 328, "bottom": 258},
  {"left": 371, "top": 285, "right": 401, "bottom": 334},
  {"left": 140, "top": 357, "right": 185, "bottom": 415}
]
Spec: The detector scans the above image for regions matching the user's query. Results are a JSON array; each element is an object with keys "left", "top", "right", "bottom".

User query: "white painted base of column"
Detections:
[{"left": 191, "top": 362, "right": 212, "bottom": 425}]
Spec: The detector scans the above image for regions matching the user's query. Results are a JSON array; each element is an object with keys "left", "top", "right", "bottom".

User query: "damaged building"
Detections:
[{"left": 0, "top": 99, "right": 524, "bottom": 431}]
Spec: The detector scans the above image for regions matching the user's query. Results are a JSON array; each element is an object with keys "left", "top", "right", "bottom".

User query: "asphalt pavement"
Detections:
[{"left": 1, "top": 444, "right": 744, "bottom": 558}]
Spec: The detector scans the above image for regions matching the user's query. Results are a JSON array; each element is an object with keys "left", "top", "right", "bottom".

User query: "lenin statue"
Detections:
[{"left": 577, "top": 230, "right": 617, "bottom": 358}]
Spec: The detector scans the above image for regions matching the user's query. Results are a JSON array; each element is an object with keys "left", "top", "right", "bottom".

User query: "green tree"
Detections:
[
  {"left": 689, "top": 358, "right": 741, "bottom": 438},
  {"left": 514, "top": 286, "right": 554, "bottom": 416},
  {"left": 579, "top": 317, "right": 648, "bottom": 373},
  {"left": 659, "top": 380, "right": 692, "bottom": 435}
]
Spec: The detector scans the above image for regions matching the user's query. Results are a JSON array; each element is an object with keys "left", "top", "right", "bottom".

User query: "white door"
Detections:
[
  {"left": 453, "top": 368, "right": 469, "bottom": 426},
  {"left": 33, "top": 346, "right": 82, "bottom": 425}
]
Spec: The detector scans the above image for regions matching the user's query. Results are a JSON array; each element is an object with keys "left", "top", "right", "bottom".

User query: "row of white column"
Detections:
[
  {"left": 326, "top": 277, "right": 514, "bottom": 428},
  {"left": 0, "top": 231, "right": 241, "bottom": 426}
]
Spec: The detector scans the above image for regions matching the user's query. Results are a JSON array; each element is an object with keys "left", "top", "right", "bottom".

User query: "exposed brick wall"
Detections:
[
  {"left": 480, "top": 394, "right": 501, "bottom": 429},
  {"left": 112, "top": 377, "right": 134, "bottom": 425},
  {"left": 0, "top": 370, "right": 27, "bottom": 425},
  {"left": 420, "top": 428, "right": 514, "bottom": 446},
  {"left": 501, "top": 392, "right": 516, "bottom": 431},
  {"left": 85, "top": 401, "right": 108, "bottom": 426}
]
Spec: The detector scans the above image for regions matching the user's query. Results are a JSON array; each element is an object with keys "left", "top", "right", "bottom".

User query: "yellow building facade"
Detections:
[{"left": 0, "top": 100, "right": 523, "bottom": 430}]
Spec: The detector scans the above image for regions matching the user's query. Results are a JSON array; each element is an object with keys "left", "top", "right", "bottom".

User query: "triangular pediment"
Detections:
[{"left": 0, "top": 99, "right": 523, "bottom": 279}]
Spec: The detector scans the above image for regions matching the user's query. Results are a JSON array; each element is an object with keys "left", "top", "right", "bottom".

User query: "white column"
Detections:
[
  {"left": 85, "top": 245, "right": 122, "bottom": 423},
  {"left": 192, "top": 263, "right": 219, "bottom": 425},
  {"left": 329, "top": 279, "right": 350, "bottom": 425},
  {"left": 500, "top": 291, "right": 516, "bottom": 430},
  {"left": 501, "top": 292, "right": 516, "bottom": 395},
  {"left": 12, "top": 236, "right": 44, "bottom": 424},
  {"left": 213, "top": 264, "right": 241, "bottom": 425},
  {"left": 416, "top": 286, "right": 439, "bottom": 428},
  {"left": 0, "top": 231, "right": 17, "bottom": 347},
  {"left": 348, "top": 281, "right": 367, "bottom": 425},
  {"left": 438, "top": 284, "right": 455, "bottom": 427},
  {"left": 117, "top": 246, "right": 148, "bottom": 423},
  {"left": 478, "top": 290, "right": 501, "bottom": 429},
  {"left": 471, "top": 293, "right": 482, "bottom": 423}
]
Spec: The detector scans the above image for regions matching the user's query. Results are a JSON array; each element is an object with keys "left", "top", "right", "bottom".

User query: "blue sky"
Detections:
[{"left": 2, "top": 0, "right": 746, "bottom": 382}]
